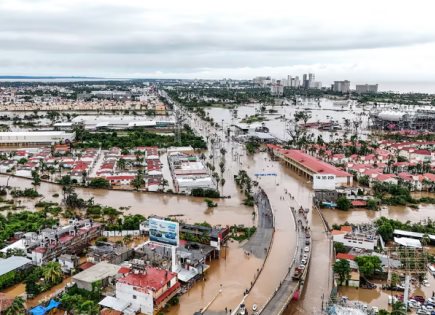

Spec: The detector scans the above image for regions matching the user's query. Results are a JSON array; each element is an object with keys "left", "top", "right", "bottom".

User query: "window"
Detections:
[{"left": 133, "top": 295, "right": 137, "bottom": 299}]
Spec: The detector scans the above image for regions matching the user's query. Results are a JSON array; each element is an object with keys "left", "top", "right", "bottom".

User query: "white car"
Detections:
[
  {"left": 301, "top": 259, "right": 307, "bottom": 265},
  {"left": 304, "top": 246, "right": 310, "bottom": 252},
  {"left": 302, "top": 254, "right": 308, "bottom": 260}
]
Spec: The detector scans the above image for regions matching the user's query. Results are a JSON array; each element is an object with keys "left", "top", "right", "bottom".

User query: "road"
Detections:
[{"left": 168, "top": 97, "right": 312, "bottom": 313}]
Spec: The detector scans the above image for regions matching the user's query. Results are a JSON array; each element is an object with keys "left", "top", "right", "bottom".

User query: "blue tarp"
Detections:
[
  {"left": 46, "top": 299, "right": 60, "bottom": 311},
  {"left": 30, "top": 299, "right": 60, "bottom": 315},
  {"left": 29, "top": 306, "right": 46, "bottom": 315}
]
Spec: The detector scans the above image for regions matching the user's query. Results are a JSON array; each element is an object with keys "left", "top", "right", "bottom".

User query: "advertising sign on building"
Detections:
[
  {"left": 149, "top": 218, "right": 179, "bottom": 246},
  {"left": 313, "top": 174, "right": 336, "bottom": 190}
]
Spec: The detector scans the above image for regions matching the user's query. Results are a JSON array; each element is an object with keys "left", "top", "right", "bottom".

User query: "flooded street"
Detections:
[{"left": 2, "top": 97, "right": 434, "bottom": 314}]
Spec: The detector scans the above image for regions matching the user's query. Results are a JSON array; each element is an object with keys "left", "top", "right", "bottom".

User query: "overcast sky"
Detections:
[{"left": 1, "top": 0, "right": 435, "bottom": 85}]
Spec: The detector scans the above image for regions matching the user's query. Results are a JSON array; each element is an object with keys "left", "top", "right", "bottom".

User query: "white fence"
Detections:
[{"left": 102, "top": 230, "right": 141, "bottom": 237}]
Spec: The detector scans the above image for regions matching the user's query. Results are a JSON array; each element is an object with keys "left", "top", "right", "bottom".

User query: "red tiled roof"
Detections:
[
  {"left": 283, "top": 150, "right": 352, "bottom": 177},
  {"left": 118, "top": 266, "right": 131, "bottom": 274},
  {"left": 376, "top": 174, "right": 397, "bottom": 181},
  {"left": 414, "top": 149, "right": 431, "bottom": 155},
  {"left": 351, "top": 200, "right": 367, "bottom": 207},
  {"left": 33, "top": 247, "right": 47, "bottom": 253},
  {"left": 336, "top": 253, "right": 356, "bottom": 260},
  {"left": 155, "top": 282, "right": 180, "bottom": 306},
  {"left": 423, "top": 173, "right": 435, "bottom": 182},
  {"left": 79, "top": 262, "right": 95, "bottom": 270},
  {"left": 340, "top": 226, "right": 353, "bottom": 233},
  {"left": 118, "top": 268, "right": 177, "bottom": 292}
]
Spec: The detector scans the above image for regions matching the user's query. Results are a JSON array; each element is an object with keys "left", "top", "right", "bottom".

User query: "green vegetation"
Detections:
[
  {"left": 354, "top": 255, "right": 382, "bottom": 278},
  {"left": 240, "top": 114, "right": 267, "bottom": 124},
  {"left": 10, "top": 188, "right": 40, "bottom": 198},
  {"left": 0, "top": 267, "right": 33, "bottom": 291},
  {"left": 25, "top": 262, "right": 63, "bottom": 296},
  {"left": 3, "top": 297, "right": 26, "bottom": 315},
  {"left": 74, "top": 125, "right": 206, "bottom": 149},
  {"left": 375, "top": 216, "right": 435, "bottom": 242},
  {"left": 245, "top": 140, "right": 260, "bottom": 155},
  {"left": 166, "top": 86, "right": 275, "bottom": 107},
  {"left": 190, "top": 188, "right": 220, "bottom": 198},
  {"left": 0, "top": 211, "right": 58, "bottom": 248},
  {"left": 204, "top": 198, "right": 218, "bottom": 207},
  {"left": 61, "top": 282, "right": 102, "bottom": 315},
  {"left": 371, "top": 182, "right": 435, "bottom": 207},
  {"left": 336, "top": 196, "right": 351, "bottom": 211},
  {"left": 234, "top": 170, "right": 255, "bottom": 206},
  {"left": 105, "top": 214, "right": 146, "bottom": 231},
  {"left": 88, "top": 177, "right": 111, "bottom": 189},
  {"left": 229, "top": 225, "right": 257, "bottom": 242},
  {"left": 333, "top": 259, "right": 351, "bottom": 286},
  {"left": 333, "top": 242, "right": 347, "bottom": 253}
]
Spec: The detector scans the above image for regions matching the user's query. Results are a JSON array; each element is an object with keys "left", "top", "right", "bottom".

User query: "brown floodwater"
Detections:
[
  {"left": 3, "top": 100, "right": 432, "bottom": 314},
  {"left": 322, "top": 203, "right": 435, "bottom": 227},
  {"left": 338, "top": 273, "right": 435, "bottom": 312},
  {"left": 0, "top": 175, "right": 254, "bottom": 227}
]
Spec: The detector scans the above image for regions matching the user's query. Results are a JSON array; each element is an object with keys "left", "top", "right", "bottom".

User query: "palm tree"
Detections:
[
  {"left": 421, "top": 234, "right": 430, "bottom": 246},
  {"left": 42, "top": 262, "right": 63, "bottom": 285},
  {"left": 391, "top": 301, "right": 406, "bottom": 315},
  {"left": 4, "top": 297, "right": 25, "bottom": 315}
]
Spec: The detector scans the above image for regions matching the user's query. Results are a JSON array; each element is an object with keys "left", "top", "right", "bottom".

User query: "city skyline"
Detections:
[{"left": 1, "top": 0, "right": 435, "bottom": 87}]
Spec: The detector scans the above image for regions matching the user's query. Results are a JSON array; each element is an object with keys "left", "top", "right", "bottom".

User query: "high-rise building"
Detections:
[
  {"left": 355, "top": 84, "right": 378, "bottom": 94},
  {"left": 270, "top": 82, "right": 284, "bottom": 96},
  {"left": 294, "top": 76, "right": 300, "bottom": 88},
  {"left": 332, "top": 80, "right": 350, "bottom": 93}
]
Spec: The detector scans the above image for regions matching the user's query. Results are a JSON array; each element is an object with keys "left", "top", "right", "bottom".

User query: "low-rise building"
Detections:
[
  {"left": 73, "top": 261, "right": 120, "bottom": 291},
  {"left": 116, "top": 267, "right": 180, "bottom": 315}
]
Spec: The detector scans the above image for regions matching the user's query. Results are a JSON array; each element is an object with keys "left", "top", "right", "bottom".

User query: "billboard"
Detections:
[
  {"left": 149, "top": 218, "right": 179, "bottom": 246},
  {"left": 313, "top": 174, "right": 336, "bottom": 190}
]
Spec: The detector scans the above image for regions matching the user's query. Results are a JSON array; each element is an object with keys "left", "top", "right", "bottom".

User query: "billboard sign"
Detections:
[
  {"left": 313, "top": 174, "right": 336, "bottom": 190},
  {"left": 149, "top": 218, "right": 179, "bottom": 246}
]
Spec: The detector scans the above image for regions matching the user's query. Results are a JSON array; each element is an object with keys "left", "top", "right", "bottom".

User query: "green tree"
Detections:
[
  {"left": 355, "top": 255, "right": 382, "bottom": 278},
  {"left": 42, "top": 262, "right": 63, "bottom": 285},
  {"left": 4, "top": 297, "right": 25, "bottom": 315},
  {"left": 31, "top": 170, "right": 41, "bottom": 186},
  {"left": 334, "top": 242, "right": 347, "bottom": 253},
  {"left": 88, "top": 178, "right": 111, "bottom": 189},
  {"left": 391, "top": 301, "right": 406, "bottom": 315},
  {"left": 333, "top": 259, "right": 351, "bottom": 285},
  {"left": 131, "top": 170, "right": 144, "bottom": 191},
  {"left": 336, "top": 197, "right": 351, "bottom": 211},
  {"left": 117, "top": 158, "right": 127, "bottom": 170}
]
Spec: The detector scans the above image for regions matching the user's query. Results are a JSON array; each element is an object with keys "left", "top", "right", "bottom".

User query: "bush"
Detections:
[
  {"left": 191, "top": 188, "right": 220, "bottom": 198},
  {"left": 336, "top": 197, "right": 351, "bottom": 211},
  {"left": 88, "top": 178, "right": 111, "bottom": 189}
]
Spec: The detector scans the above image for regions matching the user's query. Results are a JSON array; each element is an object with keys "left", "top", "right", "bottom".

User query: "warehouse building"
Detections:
[{"left": 0, "top": 131, "right": 75, "bottom": 147}]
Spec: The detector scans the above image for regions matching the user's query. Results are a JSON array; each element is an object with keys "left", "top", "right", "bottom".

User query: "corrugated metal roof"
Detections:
[{"left": 0, "top": 256, "right": 31, "bottom": 276}]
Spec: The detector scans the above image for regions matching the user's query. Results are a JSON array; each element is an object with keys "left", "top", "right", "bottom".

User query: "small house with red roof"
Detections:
[{"left": 116, "top": 267, "right": 180, "bottom": 315}]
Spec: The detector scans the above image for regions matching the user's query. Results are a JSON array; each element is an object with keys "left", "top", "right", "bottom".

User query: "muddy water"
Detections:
[
  {"left": 339, "top": 272, "right": 435, "bottom": 312},
  {"left": 3, "top": 276, "right": 72, "bottom": 308},
  {"left": 322, "top": 203, "right": 435, "bottom": 227},
  {"left": 0, "top": 175, "right": 254, "bottom": 226},
  {"left": 167, "top": 241, "right": 263, "bottom": 314},
  {"left": 205, "top": 98, "right": 372, "bottom": 142}
]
